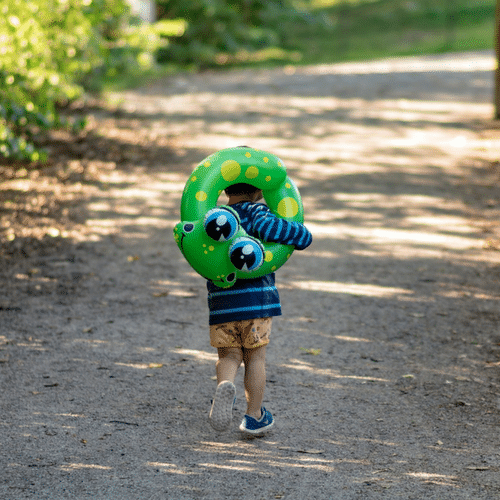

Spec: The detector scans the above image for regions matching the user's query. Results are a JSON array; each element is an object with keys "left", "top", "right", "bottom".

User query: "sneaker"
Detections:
[
  {"left": 209, "top": 381, "right": 236, "bottom": 431},
  {"left": 239, "top": 407, "right": 274, "bottom": 435}
]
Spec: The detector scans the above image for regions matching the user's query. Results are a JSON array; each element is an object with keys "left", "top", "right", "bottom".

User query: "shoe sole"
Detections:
[
  {"left": 209, "top": 381, "right": 236, "bottom": 431},
  {"left": 239, "top": 419, "right": 274, "bottom": 435}
]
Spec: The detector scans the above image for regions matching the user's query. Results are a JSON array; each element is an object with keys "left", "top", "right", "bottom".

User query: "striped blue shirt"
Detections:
[{"left": 207, "top": 201, "right": 312, "bottom": 325}]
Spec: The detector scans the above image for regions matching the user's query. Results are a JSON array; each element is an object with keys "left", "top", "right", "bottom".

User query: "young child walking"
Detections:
[{"left": 208, "top": 182, "right": 312, "bottom": 434}]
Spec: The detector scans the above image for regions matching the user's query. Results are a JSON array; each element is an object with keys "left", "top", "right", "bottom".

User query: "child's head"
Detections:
[{"left": 224, "top": 183, "right": 263, "bottom": 201}]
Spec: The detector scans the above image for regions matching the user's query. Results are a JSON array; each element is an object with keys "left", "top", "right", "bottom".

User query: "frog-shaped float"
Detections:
[{"left": 173, "top": 146, "right": 304, "bottom": 288}]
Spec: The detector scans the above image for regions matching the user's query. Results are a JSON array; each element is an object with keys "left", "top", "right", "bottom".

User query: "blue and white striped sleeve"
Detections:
[{"left": 246, "top": 203, "right": 312, "bottom": 250}]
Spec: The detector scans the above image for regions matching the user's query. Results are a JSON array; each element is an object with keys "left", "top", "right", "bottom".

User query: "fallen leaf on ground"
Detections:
[{"left": 300, "top": 347, "right": 321, "bottom": 355}]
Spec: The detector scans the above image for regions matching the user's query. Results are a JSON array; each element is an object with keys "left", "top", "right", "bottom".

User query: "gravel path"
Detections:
[{"left": 1, "top": 51, "right": 500, "bottom": 499}]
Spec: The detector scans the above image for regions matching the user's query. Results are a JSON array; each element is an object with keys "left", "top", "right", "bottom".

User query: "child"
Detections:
[{"left": 208, "top": 182, "right": 312, "bottom": 434}]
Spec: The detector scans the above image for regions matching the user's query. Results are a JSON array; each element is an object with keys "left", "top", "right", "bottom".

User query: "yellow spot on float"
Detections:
[
  {"left": 191, "top": 176, "right": 197, "bottom": 182},
  {"left": 263, "top": 157, "right": 269, "bottom": 163},
  {"left": 265, "top": 251, "right": 273, "bottom": 262},
  {"left": 221, "top": 160, "right": 241, "bottom": 181},
  {"left": 203, "top": 244, "right": 207, "bottom": 247},
  {"left": 286, "top": 183, "right": 291, "bottom": 189},
  {"left": 209, "top": 246, "right": 214, "bottom": 251},
  {"left": 196, "top": 191, "right": 207, "bottom": 202},
  {"left": 204, "top": 161, "right": 211, "bottom": 167},
  {"left": 245, "top": 152, "right": 251, "bottom": 158},
  {"left": 245, "top": 166, "right": 259, "bottom": 179},
  {"left": 265, "top": 175, "right": 272, "bottom": 182},
  {"left": 271, "top": 266, "right": 277, "bottom": 271},
  {"left": 277, "top": 197, "right": 299, "bottom": 217}
]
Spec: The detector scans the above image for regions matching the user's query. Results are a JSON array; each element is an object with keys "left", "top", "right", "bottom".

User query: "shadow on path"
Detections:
[{"left": 1, "top": 51, "right": 500, "bottom": 499}]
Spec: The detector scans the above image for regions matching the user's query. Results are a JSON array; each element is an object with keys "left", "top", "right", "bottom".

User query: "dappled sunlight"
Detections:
[
  {"left": 307, "top": 222, "right": 484, "bottom": 251},
  {"left": 198, "top": 462, "right": 259, "bottom": 472},
  {"left": 85, "top": 216, "right": 174, "bottom": 234},
  {"left": 334, "top": 335, "right": 372, "bottom": 343},
  {"left": 405, "top": 472, "right": 460, "bottom": 487},
  {"left": 114, "top": 91, "right": 494, "bottom": 170},
  {"left": 50, "top": 53, "right": 499, "bottom": 269},
  {"left": 59, "top": 463, "right": 112, "bottom": 471},
  {"left": 404, "top": 215, "right": 476, "bottom": 233},
  {"left": 304, "top": 249, "right": 340, "bottom": 259},
  {"left": 189, "top": 441, "right": 369, "bottom": 474},
  {"left": 281, "top": 358, "right": 391, "bottom": 383},
  {"left": 152, "top": 278, "right": 201, "bottom": 297},
  {"left": 114, "top": 361, "right": 163, "bottom": 369},
  {"left": 439, "top": 289, "right": 499, "bottom": 300},
  {"left": 147, "top": 462, "right": 197, "bottom": 475},
  {"left": 81, "top": 173, "right": 183, "bottom": 241},
  {"left": 301, "top": 52, "right": 496, "bottom": 75},
  {"left": 73, "top": 339, "right": 109, "bottom": 345},
  {"left": 2, "top": 52, "right": 500, "bottom": 499},
  {"left": 287, "top": 279, "right": 412, "bottom": 298},
  {"left": 173, "top": 348, "right": 217, "bottom": 362}
]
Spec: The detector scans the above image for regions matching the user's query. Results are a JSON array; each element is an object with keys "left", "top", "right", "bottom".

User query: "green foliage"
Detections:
[
  {"left": 1, "top": 0, "right": 495, "bottom": 163},
  {"left": 156, "top": 0, "right": 306, "bottom": 66},
  {"left": 289, "top": 0, "right": 496, "bottom": 65},
  {"left": 0, "top": 0, "right": 180, "bottom": 163}
]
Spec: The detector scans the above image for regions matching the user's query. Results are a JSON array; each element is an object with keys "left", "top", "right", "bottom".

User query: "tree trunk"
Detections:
[{"left": 495, "top": 0, "right": 500, "bottom": 119}]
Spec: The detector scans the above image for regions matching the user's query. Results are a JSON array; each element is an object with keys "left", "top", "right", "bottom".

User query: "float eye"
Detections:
[
  {"left": 183, "top": 223, "right": 194, "bottom": 233},
  {"left": 204, "top": 207, "right": 239, "bottom": 242},
  {"left": 229, "top": 237, "right": 264, "bottom": 273}
]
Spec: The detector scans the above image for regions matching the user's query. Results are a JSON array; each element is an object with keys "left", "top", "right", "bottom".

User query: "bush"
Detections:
[
  {"left": 0, "top": 0, "right": 180, "bottom": 163},
  {"left": 156, "top": 0, "right": 306, "bottom": 66}
]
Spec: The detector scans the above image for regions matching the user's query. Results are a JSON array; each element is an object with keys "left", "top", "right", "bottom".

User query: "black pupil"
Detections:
[
  {"left": 184, "top": 223, "right": 194, "bottom": 232},
  {"left": 230, "top": 246, "right": 256, "bottom": 270},
  {"left": 206, "top": 218, "right": 232, "bottom": 241}
]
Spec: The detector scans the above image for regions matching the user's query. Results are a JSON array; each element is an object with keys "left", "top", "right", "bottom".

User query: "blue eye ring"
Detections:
[
  {"left": 229, "top": 237, "right": 264, "bottom": 273},
  {"left": 204, "top": 207, "right": 239, "bottom": 242}
]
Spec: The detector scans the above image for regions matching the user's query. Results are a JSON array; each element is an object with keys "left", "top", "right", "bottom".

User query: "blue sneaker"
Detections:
[
  {"left": 239, "top": 407, "right": 274, "bottom": 435},
  {"left": 209, "top": 381, "right": 236, "bottom": 431}
]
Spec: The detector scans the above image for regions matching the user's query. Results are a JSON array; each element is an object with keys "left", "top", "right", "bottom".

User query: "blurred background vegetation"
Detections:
[{"left": 0, "top": 0, "right": 496, "bottom": 163}]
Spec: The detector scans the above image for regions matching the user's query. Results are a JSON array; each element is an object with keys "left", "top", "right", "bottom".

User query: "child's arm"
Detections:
[{"left": 242, "top": 202, "right": 313, "bottom": 250}]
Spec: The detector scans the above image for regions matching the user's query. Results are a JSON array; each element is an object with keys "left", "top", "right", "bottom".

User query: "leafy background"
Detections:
[{"left": 0, "top": 0, "right": 496, "bottom": 162}]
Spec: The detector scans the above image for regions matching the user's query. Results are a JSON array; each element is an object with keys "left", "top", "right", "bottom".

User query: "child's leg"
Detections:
[
  {"left": 209, "top": 347, "right": 242, "bottom": 431},
  {"left": 216, "top": 347, "right": 243, "bottom": 384},
  {"left": 242, "top": 345, "right": 267, "bottom": 419}
]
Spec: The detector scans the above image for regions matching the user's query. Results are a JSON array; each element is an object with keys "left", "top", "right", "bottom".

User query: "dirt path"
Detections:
[{"left": 1, "top": 51, "right": 500, "bottom": 499}]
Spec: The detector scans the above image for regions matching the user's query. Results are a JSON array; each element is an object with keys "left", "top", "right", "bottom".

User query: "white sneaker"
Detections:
[{"left": 209, "top": 381, "right": 236, "bottom": 431}]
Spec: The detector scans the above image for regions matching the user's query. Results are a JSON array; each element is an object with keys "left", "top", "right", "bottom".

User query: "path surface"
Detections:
[{"left": 1, "top": 51, "right": 500, "bottom": 499}]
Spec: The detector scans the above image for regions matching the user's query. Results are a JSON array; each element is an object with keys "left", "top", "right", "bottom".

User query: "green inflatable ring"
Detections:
[{"left": 173, "top": 146, "right": 304, "bottom": 288}]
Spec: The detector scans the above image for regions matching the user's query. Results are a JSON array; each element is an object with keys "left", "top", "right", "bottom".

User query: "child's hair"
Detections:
[{"left": 224, "top": 183, "right": 260, "bottom": 196}]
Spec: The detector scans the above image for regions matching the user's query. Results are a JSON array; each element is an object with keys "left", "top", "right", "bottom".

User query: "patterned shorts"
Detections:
[{"left": 210, "top": 317, "right": 272, "bottom": 349}]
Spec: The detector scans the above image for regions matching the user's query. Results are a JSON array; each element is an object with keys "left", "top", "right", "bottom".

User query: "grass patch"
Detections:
[{"left": 285, "top": 0, "right": 496, "bottom": 65}]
